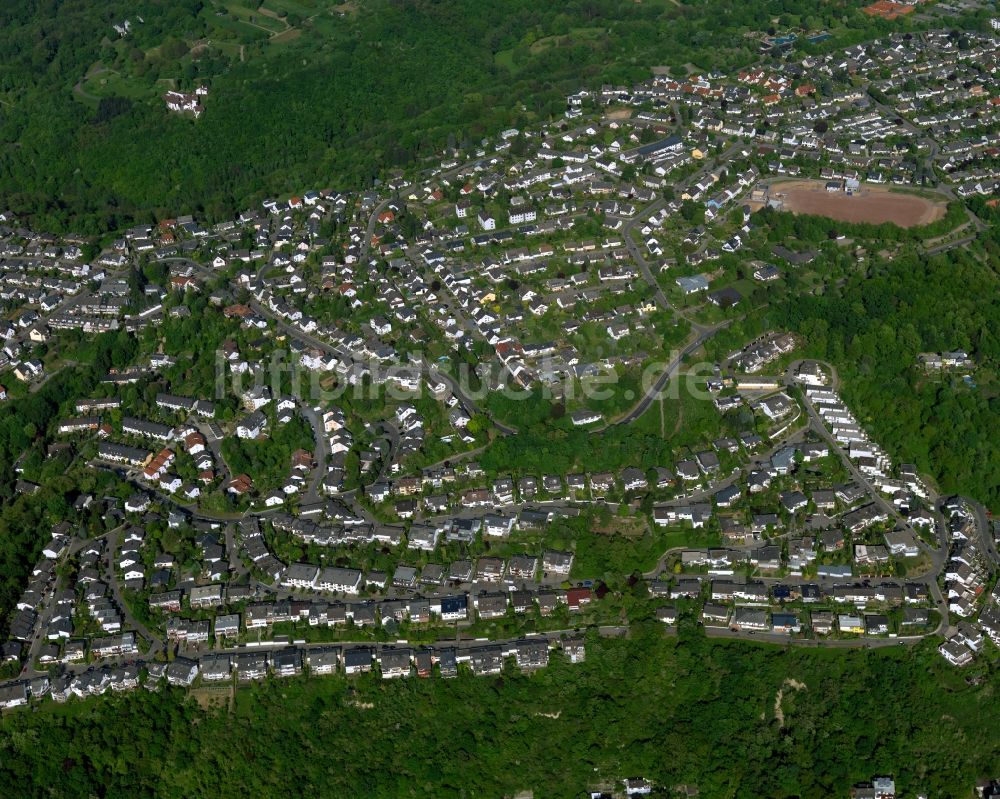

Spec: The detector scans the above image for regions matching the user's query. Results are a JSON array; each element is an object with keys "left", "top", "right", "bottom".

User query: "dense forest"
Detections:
[
  {"left": 0, "top": 632, "right": 997, "bottom": 797},
  {"left": 771, "top": 232, "right": 1000, "bottom": 509},
  {"left": 0, "top": 0, "right": 911, "bottom": 233}
]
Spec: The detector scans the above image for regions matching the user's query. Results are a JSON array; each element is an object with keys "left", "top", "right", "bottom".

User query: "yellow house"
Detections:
[
  {"left": 691, "top": 147, "right": 706, "bottom": 160},
  {"left": 837, "top": 615, "right": 864, "bottom": 635}
]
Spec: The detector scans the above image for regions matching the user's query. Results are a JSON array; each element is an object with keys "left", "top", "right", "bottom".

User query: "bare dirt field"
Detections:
[
  {"left": 769, "top": 179, "right": 946, "bottom": 228},
  {"left": 191, "top": 685, "right": 233, "bottom": 711}
]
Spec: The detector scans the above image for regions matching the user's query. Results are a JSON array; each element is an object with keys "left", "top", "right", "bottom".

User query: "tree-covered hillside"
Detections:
[
  {"left": 769, "top": 221, "right": 1000, "bottom": 509},
  {"left": 0, "top": 633, "right": 997, "bottom": 798},
  {"left": 0, "top": 0, "right": 911, "bottom": 233}
]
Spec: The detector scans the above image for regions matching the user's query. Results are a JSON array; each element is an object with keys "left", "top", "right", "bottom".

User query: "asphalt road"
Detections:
[{"left": 298, "top": 403, "right": 329, "bottom": 505}]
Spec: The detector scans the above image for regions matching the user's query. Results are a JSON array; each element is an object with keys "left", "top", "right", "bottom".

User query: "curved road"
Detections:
[{"left": 600, "top": 320, "right": 732, "bottom": 430}]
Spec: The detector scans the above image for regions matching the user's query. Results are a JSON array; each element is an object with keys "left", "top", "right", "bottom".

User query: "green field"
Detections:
[
  {"left": 260, "top": 0, "right": 323, "bottom": 18},
  {"left": 218, "top": 4, "right": 289, "bottom": 34},
  {"left": 77, "top": 71, "right": 160, "bottom": 104},
  {"left": 204, "top": 8, "right": 274, "bottom": 40}
]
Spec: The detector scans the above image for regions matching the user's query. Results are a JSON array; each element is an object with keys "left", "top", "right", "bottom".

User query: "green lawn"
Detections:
[
  {"left": 78, "top": 71, "right": 158, "bottom": 103},
  {"left": 260, "top": 0, "right": 321, "bottom": 20},
  {"left": 220, "top": 3, "right": 288, "bottom": 33}
]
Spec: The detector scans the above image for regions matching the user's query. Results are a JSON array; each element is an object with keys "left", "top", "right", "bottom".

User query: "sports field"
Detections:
[{"left": 770, "top": 180, "right": 947, "bottom": 228}]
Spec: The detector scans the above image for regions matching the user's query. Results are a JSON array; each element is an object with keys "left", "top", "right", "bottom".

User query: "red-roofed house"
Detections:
[{"left": 566, "top": 587, "right": 592, "bottom": 611}]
